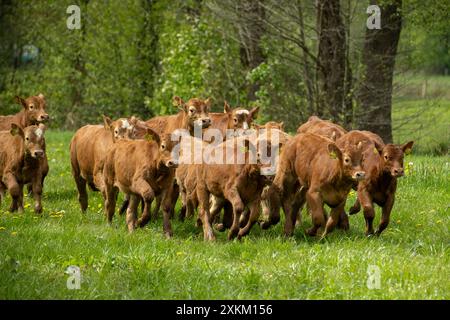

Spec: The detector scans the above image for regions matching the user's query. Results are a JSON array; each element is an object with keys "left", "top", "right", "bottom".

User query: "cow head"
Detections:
[
  {"left": 330, "top": 140, "right": 365, "bottom": 182},
  {"left": 103, "top": 116, "right": 131, "bottom": 141},
  {"left": 15, "top": 93, "right": 49, "bottom": 124},
  {"left": 10, "top": 123, "right": 46, "bottom": 159},
  {"left": 232, "top": 106, "right": 259, "bottom": 131},
  {"left": 379, "top": 141, "right": 414, "bottom": 177},
  {"left": 126, "top": 116, "right": 148, "bottom": 140},
  {"left": 143, "top": 128, "right": 178, "bottom": 170},
  {"left": 253, "top": 121, "right": 284, "bottom": 131},
  {"left": 173, "top": 96, "right": 211, "bottom": 131}
]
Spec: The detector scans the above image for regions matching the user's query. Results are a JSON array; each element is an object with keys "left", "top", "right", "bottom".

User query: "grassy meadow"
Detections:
[
  {"left": 1, "top": 75, "right": 449, "bottom": 299},
  {"left": 0, "top": 129, "right": 448, "bottom": 299}
]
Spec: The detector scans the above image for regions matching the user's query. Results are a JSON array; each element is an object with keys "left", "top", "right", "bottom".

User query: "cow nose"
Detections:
[
  {"left": 393, "top": 168, "right": 404, "bottom": 176},
  {"left": 202, "top": 118, "right": 211, "bottom": 127},
  {"left": 355, "top": 171, "right": 365, "bottom": 180},
  {"left": 33, "top": 150, "right": 44, "bottom": 158},
  {"left": 40, "top": 114, "right": 49, "bottom": 121},
  {"left": 166, "top": 160, "right": 177, "bottom": 168}
]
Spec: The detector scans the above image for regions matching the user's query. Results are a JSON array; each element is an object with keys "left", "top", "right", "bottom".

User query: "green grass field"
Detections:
[{"left": 0, "top": 130, "right": 448, "bottom": 299}]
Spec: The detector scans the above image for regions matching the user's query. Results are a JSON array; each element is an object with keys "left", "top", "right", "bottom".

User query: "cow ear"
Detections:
[
  {"left": 330, "top": 131, "right": 337, "bottom": 141},
  {"left": 249, "top": 106, "right": 260, "bottom": 120},
  {"left": 204, "top": 97, "right": 212, "bottom": 108},
  {"left": 279, "top": 122, "right": 284, "bottom": 131},
  {"left": 224, "top": 101, "right": 232, "bottom": 114},
  {"left": 38, "top": 93, "right": 45, "bottom": 100},
  {"left": 401, "top": 141, "right": 414, "bottom": 155},
  {"left": 14, "top": 96, "right": 26, "bottom": 108},
  {"left": 10, "top": 123, "right": 24, "bottom": 138},
  {"left": 145, "top": 128, "right": 161, "bottom": 146},
  {"left": 173, "top": 96, "right": 186, "bottom": 112},
  {"left": 373, "top": 140, "right": 383, "bottom": 155},
  {"left": 103, "top": 115, "right": 113, "bottom": 130},
  {"left": 328, "top": 143, "right": 342, "bottom": 160}
]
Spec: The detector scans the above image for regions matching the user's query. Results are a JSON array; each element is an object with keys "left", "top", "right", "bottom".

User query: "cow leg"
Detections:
[
  {"left": 0, "top": 183, "right": 5, "bottom": 207},
  {"left": 104, "top": 183, "right": 118, "bottom": 223},
  {"left": 282, "top": 194, "right": 297, "bottom": 237},
  {"left": 376, "top": 194, "right": 395, "bottom": 236},
  {"left": 239, "top": 207, "right": 251, "bottom": 228},
  {"left": 322, "top": 201, "right": 346, "bottom": 238},
  {"left": 168, "top": 182, "right": 179, "bottom": 219},
  {"left": 260, "top": 186, "right": 281, "bottom": 230},
  {"left": 161, "top": 190, "right": 174, "bottom": 238},
  {"left": 225, "top": 188, "right": 244, "bottom": 240},
  {"left": 210, "top": 195, "right": 225, "bottom": 230},
  {"left": 74, "top": 174, "right": 88, "bottom": 213},
  {"left": 178, "top": 185, "right": 187, "bottom": 221},
  {"left": 31, "top": 177, "right": 43, "bottom": 214},
  {"left": 119, "top": 195, "right": 130, "bottom": 216},
  {"left": 349, "top": 198, "right": 361, "bottom": 215},
  {"left": 293, "top": 187, "right": 307, "bottom": 228},
  {"left": 359, "top": 189, "right": 375, "bottom": 236},
  {"left": 305, "top": 190, "right": 325, "bottom": 236},
  {"left": 151, "top": 195, "right": 161, "bottom": 220},
  {"left": 337, "top": 209, "right": 350, "bottom": 230},
  {"left": 134, "top": 179, "right": 155, "bottom": 228},
  {"left": 196, "top": 184, "right": 215, "bottom": 241},
  {"left": 3, "top": 174, "right": 22, "bottom": 213},
  {"left": 238, "top": 200, "right": 260, "bottom": 239},
  {"left": 126, "top": 194, "right": 139, "bottom": 232}
]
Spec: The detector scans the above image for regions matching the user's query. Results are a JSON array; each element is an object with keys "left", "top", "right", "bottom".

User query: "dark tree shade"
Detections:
[{"left": 357, "top": 0, "right": 403, "bottom": 143}]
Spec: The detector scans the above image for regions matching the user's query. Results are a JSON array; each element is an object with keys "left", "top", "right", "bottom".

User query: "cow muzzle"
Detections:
[
  {"left": 32, "top": 150, "right": 44, "bottom": 158},
  {"left": 352, "top": 171, "right": 365, "bottom": 181}
]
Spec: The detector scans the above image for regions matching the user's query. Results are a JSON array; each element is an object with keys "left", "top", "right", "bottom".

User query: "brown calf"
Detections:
[
  {"left": 0, "top": 94, "right": 49, "bottom": 131},
  {"left": 296, "top": 116, "right": 347, "bottom": 141},
  {"left": 345, "top": 130, "right": 414, "bottom": 236},
  {"left": 195, "top": 136, "right": 273, "bottom": 240},
  {"left": 267, "top": 133, "right": 365, "bottom": 238},
  {"left": 208, "top": 101, "right": 259, "bottom": 139},
  {"left": 103, "top": 129, "right": 178, "bottom": 237},
  {"left": 146, "top": 96, "right": 211, "bottom": 136},
  {"left": 0, "top": 123, "right": 48, "bottom": 213},
  {"left": 69, "top": 116, "right": 135, "bottom": 212}
]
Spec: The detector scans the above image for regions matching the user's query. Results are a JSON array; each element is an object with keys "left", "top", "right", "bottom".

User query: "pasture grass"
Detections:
[{"left": 0, "top": 131, "right": 449, "bottom": 299}]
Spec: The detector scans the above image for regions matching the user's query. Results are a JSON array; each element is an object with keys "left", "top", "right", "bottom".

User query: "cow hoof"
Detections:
[
  {"left": 214, "top": 223, "right": 225, "bottom": 232},
  {"left": 164, "top": 231, "right": 173, "bottom": 239},
  {"left": 306, "top": 228, "right": 317, "bottom": 236}
]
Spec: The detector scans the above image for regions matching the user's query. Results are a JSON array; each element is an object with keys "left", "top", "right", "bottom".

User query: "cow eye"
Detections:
[
  {"left": 29, "top": 105, "right": 34, "bottom": 110},
  {"left": 189, "top": 108, "right": 196, "bottom": 114},
  {"left": 344, "top": 158, "right": 350, "bottom": 164},
  {"left": 161, "top": 144, "right": 166, "bottom": 150},
  {"left": 25, "top": 137, "right": 29, "bottom": 141},
  {"left": 384, "top": 155, "right": 389, "bottom": 160},
  {"left": 234, "top": 118, "right": 238, "bottom": 124}
]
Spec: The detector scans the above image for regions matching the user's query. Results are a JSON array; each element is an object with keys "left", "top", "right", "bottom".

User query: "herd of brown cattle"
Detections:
[{"left": 0, "top": 94, "right": 414, "bottom": 241}]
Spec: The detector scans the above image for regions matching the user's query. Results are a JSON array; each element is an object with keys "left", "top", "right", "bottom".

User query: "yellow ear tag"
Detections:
[
  {"left": 373, "top": 147, "right": 378, "bottom": 154},
  {"left": 240, "top": 146, "right": 248, "bottom": 153},
  {"left": 405, "top": 148, "right": 411, "bottom": 155},
  {"left": 329, "top": 151, "right": 337, "bottom": 159},
  {"left": 145, "top": 133, "right": 153, "bottom": 142}
]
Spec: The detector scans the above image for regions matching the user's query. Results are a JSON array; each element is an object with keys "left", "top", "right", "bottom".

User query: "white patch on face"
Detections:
[
  {"left": 243, "top": 122, "right": 249, "bottom": 130},
  {"left": 235, "top": 109, "right": 249, "bottom": 116},
  {"left": 35, "top": 128, "right": 43, "bottom": 138},
  {"left": 121, "top": 119, "right": 130, "bottom": 129}
]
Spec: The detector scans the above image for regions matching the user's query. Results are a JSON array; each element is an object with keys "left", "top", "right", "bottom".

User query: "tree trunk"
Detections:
[
  {"left": 357, "top": 0, "right": 402, "bottom": 143},
  {"left": 237, "top": 0, "right": 266, "bottom": 102},
  {"left": 316, "top": 0, "right": 346, "bottom": 122}
]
